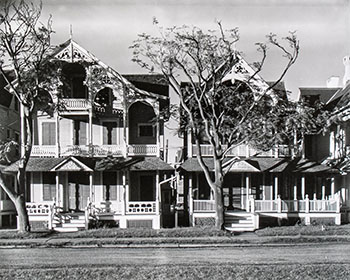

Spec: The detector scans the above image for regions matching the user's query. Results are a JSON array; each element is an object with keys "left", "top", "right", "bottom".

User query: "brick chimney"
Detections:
[{"left": 343, "top": 56, "right": 350, "bottom": 87}]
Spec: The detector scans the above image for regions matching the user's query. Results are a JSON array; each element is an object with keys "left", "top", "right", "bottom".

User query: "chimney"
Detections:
[
  {"left": 343, "top": 56, "right": 350, "bottom": 87},
  {"left": 326, "top": 76, "right": 340, "bottom": 88}
]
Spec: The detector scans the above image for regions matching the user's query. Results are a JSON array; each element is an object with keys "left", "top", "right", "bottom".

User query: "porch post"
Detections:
[
  {"left": 88, "top": 110, "right": 93, "bottom": 156},
  {"left": 156, "top": 170, "right": 160, "bottom": 215},
  {"left": 293, "top": 177, "right": 298, "bottom": 200},
  {"left": 122, "top": 170, "right": 126, "bottom": 215},
  {"left": 55, "top": 113, "right": 60, "bottom": 157},
  {"left": 322, "top": 178, "right": 326, "bottom": 200},
  {"left": 55, "top": 172, "right": 60, "bottom": 206},
  {"left": 274, "top": 175, "right": 278, "bottom": 200},
  {"left": 331, "top": 177, "right": 335, "bottom": 198},
  {"left": 155, "top": 101, "right": 161, "bottom": 158},
  {"left": 245, "top": 173, "right": 250, "bottom": 212},
  {"left": 301, "top": 175, "right": 305, "bottom": 199},
  {"left": 89, "top": 172, "right": 93, "bottom": 203},
  {"left": 188, "top": 174, "right": 193, "bottom": 224},
  {"left": 187, "top": 129, "right": 193, "bottom": 158},
  {"left": 262, "top": 173, "right": 266, "bottom": 200},
  {"left": 123, "top": 101, "right": 129, "bottom": 157}
]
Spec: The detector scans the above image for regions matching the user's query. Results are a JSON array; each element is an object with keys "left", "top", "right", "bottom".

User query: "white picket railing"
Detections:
[
  {"left": 253, "top": 195, "right": 340, "bottom": 213},
  {"left": 26, "top": 202, "right": 54, "bottom": 216},
  {"left": 31, "top": 145, "right": 57, "bottom": 157},
  {"left": 60, "top": 145, "right": 90, "bottom": 156},
  {"left": 93, "top": 145, "right": 126, "bottom": 157},
  {"left": 127, "top": 201, "right": 157, "bottom": 214},
  {"left": 192, "top": 144, "right": 290, "bottom": 157},
  {"left": 193, "top": 200, "right": 216, "bottom": 212},
  {"left": 128, "top": 145, "right": 158, "bottom": 156},
  {"left": 61, "top": 98, "right": 90, "bottom": 110}
]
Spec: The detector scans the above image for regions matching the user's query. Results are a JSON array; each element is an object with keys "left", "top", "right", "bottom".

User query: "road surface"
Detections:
[{"left": 0, "top": 243, "right": 349, "bottom": 268}]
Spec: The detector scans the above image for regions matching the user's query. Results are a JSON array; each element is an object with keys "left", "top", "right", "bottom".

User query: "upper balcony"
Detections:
[
  {"left": 31, "top": 144, "right": 159, "bottom": 158},
  {"left": 192, "top": 144, "right": 291, "bottom": 158}
]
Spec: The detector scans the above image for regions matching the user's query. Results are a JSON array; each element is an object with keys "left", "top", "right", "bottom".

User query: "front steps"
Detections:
[
  {"left": 53, "top": 212, "right": 86, "bottom": 232},
  {"left": 224, "top": 211, "right": 258, "bottom": 232}
]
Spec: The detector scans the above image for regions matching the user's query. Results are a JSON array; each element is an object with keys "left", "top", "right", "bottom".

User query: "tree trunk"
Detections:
[
  {"left": 14, "top": 195, "right": 30, "bottom": 232},
  {"left": 214, "top": 185, "right": 225, "bottom": 229}
]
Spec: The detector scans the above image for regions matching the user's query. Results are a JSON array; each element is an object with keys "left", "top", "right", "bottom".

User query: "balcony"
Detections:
[
  {"left": 192, "top": 144, "right": 290, "bottom": 158},
  {"left": 61, "top": 98, "right": 90, "bottom": 111},
  {"left": 31, "top": 144, "right": 158, "bottom": 157}
]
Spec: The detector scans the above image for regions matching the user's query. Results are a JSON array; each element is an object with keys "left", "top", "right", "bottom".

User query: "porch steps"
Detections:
[
  {"left": 224, "top": 212, "right": 256, "bottom": 232},
  {"left": 52, "top": 213, "right": 87, "bottom": 232}
]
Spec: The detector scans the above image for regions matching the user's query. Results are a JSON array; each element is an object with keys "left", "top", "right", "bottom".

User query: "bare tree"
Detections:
[
  {"left": 0, "top": 0, "right": 54, "bottom": 232},
  {"left": 131, "top": 21, "right": 301, "bottom": 229}
]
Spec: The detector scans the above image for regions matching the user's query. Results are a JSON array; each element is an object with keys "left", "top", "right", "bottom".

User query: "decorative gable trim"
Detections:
[{"left": 51, "top": 157, "right": 93, "bottom": 172}]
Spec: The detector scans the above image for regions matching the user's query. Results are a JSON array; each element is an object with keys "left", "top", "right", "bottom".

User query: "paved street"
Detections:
[{"left": 0, "top": 243, "right": 349, "bottom": 268}]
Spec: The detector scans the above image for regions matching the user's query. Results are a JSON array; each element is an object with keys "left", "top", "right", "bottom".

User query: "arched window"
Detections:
[
  {"left": 61, "top": 63, "right": 87, "bottom": 98},
  {"left": 94, "top": 87, "right": 114, "bottom": 108}
]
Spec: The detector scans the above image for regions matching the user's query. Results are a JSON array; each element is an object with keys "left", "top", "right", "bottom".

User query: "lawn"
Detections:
[{"left": 1, "top": 264, "right": 350, "bottom": 280}]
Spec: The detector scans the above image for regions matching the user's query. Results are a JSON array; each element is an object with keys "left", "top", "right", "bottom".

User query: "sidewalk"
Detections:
[{"left": 1, "top": 233, "right": 350, "bottom": 248}]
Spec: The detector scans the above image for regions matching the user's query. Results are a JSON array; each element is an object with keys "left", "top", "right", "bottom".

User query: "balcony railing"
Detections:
[
  {"left": 128, "top": 145, "right": 158, "bottom": 156},
  {"left": 31, "top": 145, "right": 57, "bottom": 157},
  {"left": 31, "top": 144, "right": 158, "bottom": 157},
  {"left": 61, "top": 98, "right": 90, "bottom": 110},
  {"left": 0, "top": 200, "right": 15, "bottom": 212},
  {"left": 26, "top": 202, "right": 54, "bottom": 216},
  {"left": 193, "top": 200, "right": 216, "bottom": 212},
  {"left": 192, "top": 144, "right": 290, "bottom": 158},
  {"left": 127, "top": 201, "right": 157, "bottom": 214}
]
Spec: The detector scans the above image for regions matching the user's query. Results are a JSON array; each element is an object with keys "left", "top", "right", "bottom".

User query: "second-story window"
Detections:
[
  {"left": 138, "top": 123, "right": 155, "bottom": 137},
  {"left": 42, "top": 122, "right": 56, "bottom": 146},
  {"left": 102, "top": 122, "right": 117, "bottom": 145}
]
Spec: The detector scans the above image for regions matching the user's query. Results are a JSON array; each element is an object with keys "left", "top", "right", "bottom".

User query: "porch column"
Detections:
[
  {"left": 274, "top": 175, "right": 278, "bottom": 200},
  {"left": 55, "top": 172, "right": 60, "bottom": 206},
  {"left": 241, "top": 174, "right": 245, "bottom": 209},
  {"left": 89, "top": 172, "right": 93, "bottom": 203},
  {"left": 122, "top": 170, "right": 126, "bottom": 215},
  {"left": 123, "top": 100, "right": 129, "bottom": 157},
  {"left": 262, "top": 173, "right": 266, "bottom": 200},
  {"left": 88, "top": 110, "right": 93, "bottom": 156},
  {"left": 155, "top": 101, "right": 161, "bottom": 158},
  {"left": 55, "top": 113, "right": 60, "bottom": 157},
  {"left": 187, "top": 129, "right": 193, "bottom": 158},
  {"left": 331, "top": 177, "right": 335, "bottom": 198},
  {"left": 156, "top": 170, "right": 160, "bottom": 215},
  {"left": 322, "top": 178, "right": 326, "bottom": 200},
  {"left": 189, "top": 174, "right": 193, "bottom": 223},
  {"left": 293, "top": 177, "right": 298, "bottom": 200},
  {"left": 301, "top": 175, "right": 305, "bottom": 199},
  {"left": 245, "top": 173, "right": 250, "bottom": 212}
]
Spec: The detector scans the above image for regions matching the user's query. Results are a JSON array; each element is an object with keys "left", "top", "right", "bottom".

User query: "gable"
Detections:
[
  {"left": 225, "top": 160, "right": 261, "bottom": 173},
  {"left": 51, "top": 157, "right": 93, "bottom": 172}
]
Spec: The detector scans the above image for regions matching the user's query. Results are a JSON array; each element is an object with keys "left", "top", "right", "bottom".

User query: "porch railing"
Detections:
[
  {"left": 252, "top": 194, "right": 340, "bottom": 214},
  {"left": 127, "top": 201, "right": 157, "bottom": 214},
  {"left": 60, "top": 145, "right": 90, "bottom": 156},
  {"left": 26, "top": 202, "right": 55, "bottom": 215},
  {"left": 193, "top": 200, "right": 216, "bottom": 212},
  {"left": 93, "top": 145, "right": 126, "bottom": 157}
]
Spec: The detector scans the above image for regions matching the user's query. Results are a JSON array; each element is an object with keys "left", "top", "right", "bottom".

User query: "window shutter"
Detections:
[
  {"left": 110, "top": 185, "right": 118, "bottom": 200},
  {"left": 79, "top": 121, "right": 87, "bottom": 145}
]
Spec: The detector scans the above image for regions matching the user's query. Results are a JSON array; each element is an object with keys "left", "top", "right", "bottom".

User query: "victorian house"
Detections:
[{"left": 4, "top": 39, "right": 175, "bottom": 231}]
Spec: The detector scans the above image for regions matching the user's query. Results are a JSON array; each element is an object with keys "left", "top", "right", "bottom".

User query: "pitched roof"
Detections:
[
  {"left": 299, "top": 87, "right": 341, "bottom": 104},
  {"left": 4, "top": 158, "right": 65, "bottom": 172},
  {"left": 130, "top": 157, "right": 174, "bottom": 171},
  {"left": 179, "top": 157, "right": 337, "bottom": 174}
]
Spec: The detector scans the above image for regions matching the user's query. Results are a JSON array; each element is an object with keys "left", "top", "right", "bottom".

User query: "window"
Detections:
[
  {"left": 42, "top": 172, "right": 56, "bottom": 201},
  {"left": 138, "top": 124, "right": 154, "bottom": 137},
  {"left": 74, "top": 120, "right": 87, "bottom": 145},
  {"left": 102, "top": 122, "right": 117, "bottom": 145},
  {"left": 42, "top": 122, "right": 56, "bottom": 145}
]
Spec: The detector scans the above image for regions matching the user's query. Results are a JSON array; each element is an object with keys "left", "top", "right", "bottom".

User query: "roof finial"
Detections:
[{"left": 70, "top": 24, "right": 73, "bottom": 40}]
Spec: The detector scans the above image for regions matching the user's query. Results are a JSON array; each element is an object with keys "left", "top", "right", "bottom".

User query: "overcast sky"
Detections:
[{"left": 38, "top": 0, "right": 350, "bottom": 99}]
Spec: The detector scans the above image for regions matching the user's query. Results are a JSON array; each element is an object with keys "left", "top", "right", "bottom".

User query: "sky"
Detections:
[{"left": 37, "top": 0, "right": 350, "bottom": 100}]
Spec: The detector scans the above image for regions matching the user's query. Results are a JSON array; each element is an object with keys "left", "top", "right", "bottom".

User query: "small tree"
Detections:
[
  {"left": 0, "top": 0, "right": 54, "bottom": 232},
  {"left": 131, "top": 22, "right": 300, "bottom": 229}
]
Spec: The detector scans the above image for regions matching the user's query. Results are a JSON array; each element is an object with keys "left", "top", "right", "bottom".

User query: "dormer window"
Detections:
[{"left": 61, "top": 63, "right": 87, "bottom": 99}]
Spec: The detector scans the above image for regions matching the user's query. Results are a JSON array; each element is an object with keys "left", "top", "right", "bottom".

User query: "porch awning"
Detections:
[
  {"left": 290, "top": 158, "right": 339, "bottom": 174},
  {"left": 4, "top": 157, "right": 66, "bottom": 172},
  {"left": 96, "top": 157, "right": 173, "bottom": 171},
  {"left": 129, "top": 157, "right": 174, "bottom": 171},
  {"left": 180, "top": 157, "right": 289, "bottom": 173}
]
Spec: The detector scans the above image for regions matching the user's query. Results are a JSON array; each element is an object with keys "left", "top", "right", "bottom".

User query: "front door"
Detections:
[
  {"left": 161, "top": 188, "right": 175, "bottom": 228},
  {"left": 68, "top": 172, "right": 89, "bottom": 211}
]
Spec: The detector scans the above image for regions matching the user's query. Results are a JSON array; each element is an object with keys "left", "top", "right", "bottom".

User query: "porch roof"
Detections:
[
  {"left": 179, "top": 157, "right": 289, "bottom": 173},
  {"left": 290, "top": 158, "right": 339, "bottom": 174},
  {"left": 4, "top": 156, "right": 174, "bottom": 172}
]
